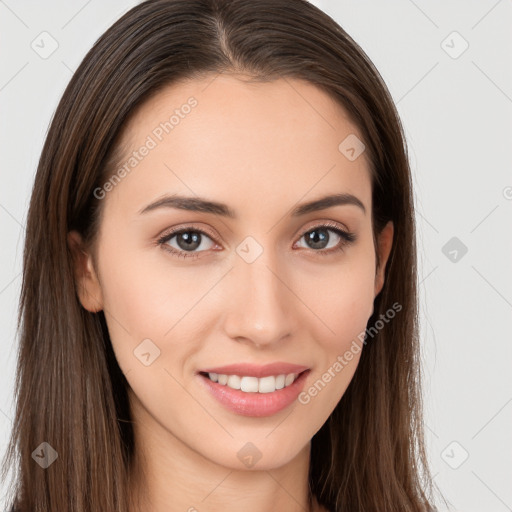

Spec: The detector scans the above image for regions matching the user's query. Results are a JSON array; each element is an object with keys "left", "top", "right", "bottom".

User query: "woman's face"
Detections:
[{"left": 70, "top": 73, "right": 393, "bottom": 471}]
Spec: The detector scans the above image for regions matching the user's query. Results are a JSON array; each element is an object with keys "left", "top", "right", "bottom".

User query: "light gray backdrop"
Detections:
[{"left": 1, "top": 1, "right": 511, "bottom": 511}]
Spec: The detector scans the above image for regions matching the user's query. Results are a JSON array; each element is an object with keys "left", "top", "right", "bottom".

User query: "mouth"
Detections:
[{"left": 196, "top": 366, "right": 311, "bottom": 417}]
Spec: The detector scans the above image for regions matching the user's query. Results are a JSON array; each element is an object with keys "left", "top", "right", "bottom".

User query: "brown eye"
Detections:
[{"left": 158, "top": 228, "right": 216, "bottom": 259}]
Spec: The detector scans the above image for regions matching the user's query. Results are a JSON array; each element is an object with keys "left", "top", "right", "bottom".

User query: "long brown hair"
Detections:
[{"left": 2, "top": 0, "right": 437, "bottom": 510}]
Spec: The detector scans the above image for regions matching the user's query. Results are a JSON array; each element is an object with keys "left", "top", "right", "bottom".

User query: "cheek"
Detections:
[
  {"left": 96, "top": 249, "right": 211, "bottom": 432},
  {"left": 293, "top": 255, "right": 376, "bottom": 349},
  {"left": 95, "top": 236, "right": 197, "bottom": 370},
  {"left": 292, "top": 269, "right": 375, "bottom": 421},
  {"left": 96, "top": 235, "right": 233, "bottom": 387},
  {"left": 290, "top": 253, "right": 376, "bottom": 408}
]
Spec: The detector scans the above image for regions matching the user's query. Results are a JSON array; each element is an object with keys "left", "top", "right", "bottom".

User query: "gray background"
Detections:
[{"left": 1, "top": 1, "right": 511, "bottom": 510}]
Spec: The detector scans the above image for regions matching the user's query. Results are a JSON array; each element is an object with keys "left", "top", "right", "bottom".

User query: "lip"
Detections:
[
  {"left": 197, "top": 362, "right": 310, "bottom": 378},
  {"left": 197, "top": 368, "right": 311, "bottom": 418}
]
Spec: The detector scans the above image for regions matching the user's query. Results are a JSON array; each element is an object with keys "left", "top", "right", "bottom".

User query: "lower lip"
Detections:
[{"left": 197, "top": 370, "right": 310, "bottom": 417}]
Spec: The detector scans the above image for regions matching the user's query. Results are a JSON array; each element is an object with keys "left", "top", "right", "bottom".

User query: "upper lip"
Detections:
[{"left": 198, "top": 362, "right": 310, "bottom": 378}]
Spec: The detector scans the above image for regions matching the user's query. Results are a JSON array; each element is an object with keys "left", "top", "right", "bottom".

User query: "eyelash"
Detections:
[{"left": 156, "top": 221, "right": 356, "bottom": 260}]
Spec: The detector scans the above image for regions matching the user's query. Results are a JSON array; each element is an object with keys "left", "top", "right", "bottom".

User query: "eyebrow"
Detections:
[{"left": 138, "top": 192, "right": 366, "bottom": 217}]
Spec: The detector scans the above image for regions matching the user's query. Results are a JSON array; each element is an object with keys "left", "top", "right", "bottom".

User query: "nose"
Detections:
[{"left": 222, "top": 252, "right": 294, "bottom": 349}]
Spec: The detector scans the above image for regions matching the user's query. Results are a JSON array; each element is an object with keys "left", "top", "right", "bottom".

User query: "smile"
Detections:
[{"left": 197, "top": 367, "right": 311, "bottom": 417}]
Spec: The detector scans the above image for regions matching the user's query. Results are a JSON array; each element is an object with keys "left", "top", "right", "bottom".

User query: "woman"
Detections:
[{"left": 1, "top": 0, "right": 438, "bottom": 510}]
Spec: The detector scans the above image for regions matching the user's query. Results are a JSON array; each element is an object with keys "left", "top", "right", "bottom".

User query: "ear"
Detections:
[
  {"left": 67, "top": 230, "right": 104, "bottom": 312},
  {"left": 374, "top": 221, "right": 394, "bottom": 298}
]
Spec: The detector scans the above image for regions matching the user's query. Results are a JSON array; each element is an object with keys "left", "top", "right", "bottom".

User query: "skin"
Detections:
[{"left": 68, "top": 73, "right": 393, "bottom": 512}]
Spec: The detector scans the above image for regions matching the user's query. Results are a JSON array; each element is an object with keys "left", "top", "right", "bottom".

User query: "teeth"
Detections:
[
  {"left": 285, "top": 373, "right": 295, "bottom": 386},
  {"left": 207, "top": 372, "right": 299, "bottom": 393},
  {"left": 227, "top": 374, "right": 241, "bottom": 390},
  {"left": 241, "top": 376, "right": 259, "bottom": 392},
  {"left": 258, "top": 376, "right": 275, "bottom": 393}
]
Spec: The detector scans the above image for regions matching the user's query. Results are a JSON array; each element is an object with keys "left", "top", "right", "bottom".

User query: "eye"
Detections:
[
  {"left": 157, "top": 227, "right": 217, "bottom": 259},
  {"left": 294, "top": 222, "right": 356, "bottom": 255}
]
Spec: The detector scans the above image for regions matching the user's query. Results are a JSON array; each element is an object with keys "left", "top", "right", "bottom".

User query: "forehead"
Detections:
[{"left": 106, "top": 73, "right": 372, "bottom": 220}]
